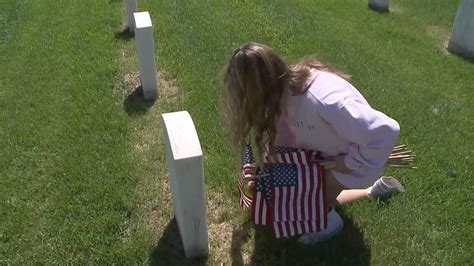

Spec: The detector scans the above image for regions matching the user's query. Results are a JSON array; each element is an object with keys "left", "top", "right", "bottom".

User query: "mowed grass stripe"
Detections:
[
  {"left": 0, "top": 0, "right": 27, "bottom": 46},
  {"left": 1, "top": 1, "right": 147, "bottom": 263}
]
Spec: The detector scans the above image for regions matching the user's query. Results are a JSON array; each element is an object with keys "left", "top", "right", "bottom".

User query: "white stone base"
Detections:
[
  {"left": 448, "top": 0, "right": 474, "bottom": 59},
  {"left": 369, "top": 0, "right": 390, "bottom": 12}
]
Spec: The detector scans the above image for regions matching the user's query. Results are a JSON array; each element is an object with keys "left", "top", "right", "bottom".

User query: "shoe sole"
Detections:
[{"left": 381, "top": 176, "right": 405, "bottom": 192}]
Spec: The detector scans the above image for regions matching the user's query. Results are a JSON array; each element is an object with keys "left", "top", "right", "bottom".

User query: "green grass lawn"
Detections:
[{"left": 1, "top": 0, "right": 473, "bottom": 264}]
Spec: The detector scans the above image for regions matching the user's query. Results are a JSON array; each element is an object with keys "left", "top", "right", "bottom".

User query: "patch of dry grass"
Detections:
[
  {"left": 206, "top": 191, "right": 254, "bottom": 265},
  {"left": 426, "top": 25, "right": 451, "bottom": 55}
]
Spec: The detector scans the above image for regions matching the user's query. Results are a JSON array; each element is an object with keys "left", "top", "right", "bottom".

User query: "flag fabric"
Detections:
[
  {"left": 238, "top": 145, "right": 328, "bottom": 238},
  {"left": 238, "top": 146, "right": 256, "bottom": 208}
]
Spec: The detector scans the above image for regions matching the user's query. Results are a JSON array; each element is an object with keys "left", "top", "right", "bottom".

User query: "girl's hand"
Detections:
[
  {"left": 244, "top": 166, "right": 257, "bottom": 193},
  {"left": 248, "top": 181, "right": 255, "bottom": 193}
]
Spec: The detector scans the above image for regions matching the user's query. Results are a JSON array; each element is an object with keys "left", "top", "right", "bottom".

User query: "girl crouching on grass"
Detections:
[{"left": 220, "top": 42, "right": 404, "bottom": 244}]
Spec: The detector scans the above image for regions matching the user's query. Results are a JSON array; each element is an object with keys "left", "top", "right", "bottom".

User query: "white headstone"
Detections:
[
  {"left": 161, "top": 111, "right": 209, "bottom": 258},
  {"left": 134, "top": 11, "right": 158, "bottom": 101},
  {"left": 448, "top": 0, "right": 474, "bottom": 59},
  {"left": 125, "top": 0, "right": 137, "bottom": 33},
  {"left": 369, "top": 0, "right": 389, "bottom": 12}
]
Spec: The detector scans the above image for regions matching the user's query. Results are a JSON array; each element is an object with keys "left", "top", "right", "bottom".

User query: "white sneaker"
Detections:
[
  {"left": 368, "top": 176, "right": 405, "bottom": 197},
  {"left": 298, "top": 208, "right": 343, "bottom": 245}
]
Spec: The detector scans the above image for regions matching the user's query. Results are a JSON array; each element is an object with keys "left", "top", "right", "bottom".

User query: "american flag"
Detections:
[
  {"left": 238, "top": 145, "right": 328, "bottom": 238},
  {"left": 250, "top": 170, "right": 271, "bottom": 224},
  {"left": 253, "top": 163, "right": 327, "bottom": 238},
  {"left": 237, "top": 145, "right": 255, "bottom": 208},
  {"left": 265, "top": 146, "right": 321, "bottom": 165}
]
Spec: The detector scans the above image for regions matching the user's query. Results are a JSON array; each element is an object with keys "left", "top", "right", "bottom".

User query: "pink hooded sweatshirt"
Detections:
[{"left": 276, "top": 70, "right": 400, "bottom": 188}]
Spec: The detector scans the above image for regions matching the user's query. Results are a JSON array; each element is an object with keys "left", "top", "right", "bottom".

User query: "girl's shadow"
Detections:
[{"left": 231, "top": 209, "right": 370, "bottom": 265}]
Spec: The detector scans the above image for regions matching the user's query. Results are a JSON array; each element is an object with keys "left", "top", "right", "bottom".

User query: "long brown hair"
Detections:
[{"left": 220, "top": 42, "right": 349, "bottom": 165}]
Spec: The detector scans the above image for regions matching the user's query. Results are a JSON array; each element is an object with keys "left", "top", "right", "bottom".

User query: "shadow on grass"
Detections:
[
  {"left": 124, "top": 86, "right": 155, "bottom": 116},
  {"left": 447, "top": 50, "right": 474, "bottom": 64},
  {"left": 230, "top": 220, "right": 253, "bottom": 265},
  {"left": 231, "top": 209, "right": 370, "bottom": 265},
  {"left": 368, "top": 5, "right": 390, "bottom": 14},
  {"left": 149, "top": 218, "right": 207, "bottom": 266},
  {"left": 115, "top": 26, "right": 134, "bottom": 41}
]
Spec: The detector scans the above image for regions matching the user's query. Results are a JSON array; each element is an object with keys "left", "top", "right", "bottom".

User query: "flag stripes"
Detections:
[
  {"left": 238, "top": 145, "right": 328, "bottom": 238},
  {"left": 272, "top": 220, "right": 321, "bottom": 239},
  {"left": 238, "top": 162, "right": 253, "bottom": 208},
  {"left": 252, "top": 163, "right": 326, "bottom": 238}
]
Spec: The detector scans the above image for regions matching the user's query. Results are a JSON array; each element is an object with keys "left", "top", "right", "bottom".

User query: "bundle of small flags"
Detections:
[
  {"left": 237, "top": 144, "right": 415, "bottom": 238},
  {"left": 238, "top": 145, "right": 328, "bottom": 238},
  {"left": 385, "top": 145, "right": 417, "bottom": 169},
  {"left": 313, "top": 145, "right": 417, "bottom": 170}
]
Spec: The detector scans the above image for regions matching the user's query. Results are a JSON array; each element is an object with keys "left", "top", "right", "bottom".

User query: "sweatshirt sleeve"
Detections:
[{"left": 318, "top": 97, "right": 400, "bottom": 171}]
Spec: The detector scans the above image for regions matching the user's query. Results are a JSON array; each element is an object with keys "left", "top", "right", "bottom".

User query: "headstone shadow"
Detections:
[
  {"left": 368, "top": 0, "right": 389, "bottom": 13},
  {"left": 448, "top": 52, "right": 474, "bottom": 64},
  {"left": 149, "top": 218, "right": 208, "bottom": 266},
  {"left": 368, "top": 6, "right": 390, "bottom": 14},
  {"left": 124, "top": 86, "right": 155, "bottom": 116},
  {"left": 231, "top": 209, "right": 371, "bottom": 265},
  {"left": 230, "top": 220, "right": 253, "bottom": 265},
  {"left": 115, "top": 26, "right": 134, "bottom": 41}
]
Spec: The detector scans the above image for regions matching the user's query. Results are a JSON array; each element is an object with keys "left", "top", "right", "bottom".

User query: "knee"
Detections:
[{"left": 325, "top": 170, "right": 346, "bottom": 206}]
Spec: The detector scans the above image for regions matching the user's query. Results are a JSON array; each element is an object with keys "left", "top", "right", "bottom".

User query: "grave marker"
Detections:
[
  {"left": 125, "top": 0, "right": 137, "bottom": 33},
  {"left": 162, "top": 111, "right": 209, "bottom": 258},
  {"left": 448, "top": 0, "right": 474, "bottom": 59},
  {"left": 369, "top": 0, "right": 389, "bottom": 12},
  {"left": 134, "top": 11, "right": 158, "bottom": 101}
]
